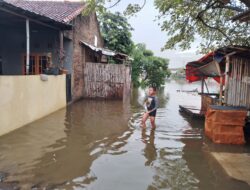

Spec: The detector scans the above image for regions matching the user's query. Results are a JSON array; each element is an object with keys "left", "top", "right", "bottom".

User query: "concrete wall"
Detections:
[
  {"left": 0, "top": 75, "right": 66, "bottom": 136},
  {"left": 0, "top": 24, "right": 59, "bottom": 75}
]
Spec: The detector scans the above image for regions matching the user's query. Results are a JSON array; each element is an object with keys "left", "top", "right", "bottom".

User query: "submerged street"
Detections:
[{"left": 0, "top": 81, "right": 250, "bottom": 190}]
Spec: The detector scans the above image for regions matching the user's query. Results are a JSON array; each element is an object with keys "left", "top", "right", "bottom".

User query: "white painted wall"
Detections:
[{"left": 0, "top": 75, "right": 66, "bottom": 136}]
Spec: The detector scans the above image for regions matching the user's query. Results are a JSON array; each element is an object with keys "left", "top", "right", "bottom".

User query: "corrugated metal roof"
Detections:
[{"left": 80, "top": 41, "right": 116, "bottom": 56}]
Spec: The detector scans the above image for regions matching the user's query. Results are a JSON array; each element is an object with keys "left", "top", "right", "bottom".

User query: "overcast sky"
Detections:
[{"left": 35, "top": 0, "right": 202, "bottom": 68}]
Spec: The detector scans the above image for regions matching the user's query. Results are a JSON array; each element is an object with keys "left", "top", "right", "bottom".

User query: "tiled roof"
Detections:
[{"left": 4, "top": 0, "right": 85, "bottom": 23}]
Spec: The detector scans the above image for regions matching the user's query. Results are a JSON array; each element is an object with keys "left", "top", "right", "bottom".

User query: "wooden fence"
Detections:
[
  {"left": 83, "top": 62, "right": 131, "bottom": 99},
  {"left": 226, "top": 56, "right": 250, "bottom": 108}
]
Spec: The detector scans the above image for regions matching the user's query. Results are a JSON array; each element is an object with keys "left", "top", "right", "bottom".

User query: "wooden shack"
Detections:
[
  {"left": 184, "top": 46, "right": 250, "bottom": 144},
  {"left": 186, "top": 46, "right": 250, "bottom": 108}
]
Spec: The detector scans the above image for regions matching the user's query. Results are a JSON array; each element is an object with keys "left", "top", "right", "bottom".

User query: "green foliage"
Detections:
[
  {"left": 83, "top": 0, "right": 107, "bottom": 15},
  {"left": 97, "top": 11, "right": 170, "bottom": 88},
  {"left": 98, "top": 11, "right": 134, "bottom": 55},
  {"left": 131, "top": 44, "right": 171, "bottom": 88},
  {"left": 85, "top": 0, "right": 250, "bottom": 53},
  {"left": 87, "top": 3, "right": 170, "bottom": 88},
  {"left": 84, "top": 0, "right": 147, "bottom": 18},
  {"left": 130, "top": 44, "right": 145, "bottom": 87},
  {"left": 154, "top": 0, "right": 250, "bottom": 53}
]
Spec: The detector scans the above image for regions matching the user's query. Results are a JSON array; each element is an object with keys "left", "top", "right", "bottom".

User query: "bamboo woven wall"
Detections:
[
  {"left": 226, "top": 57, "right": 250, "bottom": 108},
  {"left": 83, "top": 62, "right": 131, "bottom": 99}
]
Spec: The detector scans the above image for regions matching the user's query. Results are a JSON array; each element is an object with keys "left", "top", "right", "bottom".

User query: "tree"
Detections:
[
  {"left": 97, "top": 11, "right": 170, "bottom": 88},
  {"left": 98, "top": 11, "right": 134, "bottom": 55},
  {"left": 85, "top": 0, "right": 250, "bottom": 52},
  {"left": 132, "top": 44, "right": 170, "bottom": 88},
  {"left": 155, "top": 0, "right": 250, "bottom": 52}
]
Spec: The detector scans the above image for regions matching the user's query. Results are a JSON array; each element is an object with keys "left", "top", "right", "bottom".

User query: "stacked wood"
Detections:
[{"left": 205, "top": 106, "right": 247, "bottom": 145}]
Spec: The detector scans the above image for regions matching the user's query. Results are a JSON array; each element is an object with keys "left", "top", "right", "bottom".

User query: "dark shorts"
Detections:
[{"left": 149, "top": 110, "right": 157, "bottom": 117}]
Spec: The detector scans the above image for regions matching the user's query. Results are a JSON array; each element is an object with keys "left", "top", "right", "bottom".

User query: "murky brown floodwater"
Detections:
[{"left": 0, "top": 80, "right": 250, "bottom": 190}]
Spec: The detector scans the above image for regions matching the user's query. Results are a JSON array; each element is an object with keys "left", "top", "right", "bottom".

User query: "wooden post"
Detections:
[
  {"left": 26, "top": 19, "right": 30, "bottom": 75},
  {"left": 219, "top": 76, "right": 224, "bottom": 105},
  {"left": 201, "top": 78, "right": 205, "bottom": 94},
  {"left": 224, "top": 55, "right": 230, "bottom": 103},
  {"left": 204, "top": 79, "right": 209, "bottom": 93},
  {"left": 215, "top": 61, "right": 223, "bottom": 105},
  {"left": 59, "top": 31, "right": 64, "bottom": 68}
]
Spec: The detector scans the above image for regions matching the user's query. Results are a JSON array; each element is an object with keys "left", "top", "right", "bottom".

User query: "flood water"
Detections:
[{"left": 0, "top": 81, "right": 250, "bottom": 190}]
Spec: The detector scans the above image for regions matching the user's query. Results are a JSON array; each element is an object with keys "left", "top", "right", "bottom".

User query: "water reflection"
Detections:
[
  {"left": 141, "top": 129, "right": 157, "bottom": 166},
  {"left": 0, "top": 81, "right": 249, "bottom": 190},
  {"left": 0, "top": 100, "right": 133, "bottom": 189}
]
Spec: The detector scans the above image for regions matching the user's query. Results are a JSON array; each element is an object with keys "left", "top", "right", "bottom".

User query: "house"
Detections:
[
  {"left": 186, "top": 46, "right": 250, "bottom": 108},
  {"left": 183, "top": 46, "right": 250, "bottom": 144},
  {"left": 0, "top": 0, "right": 131, "bottom": 136},
  {"left": 0, "top": 0, "right": 106, "bottom": 100}
]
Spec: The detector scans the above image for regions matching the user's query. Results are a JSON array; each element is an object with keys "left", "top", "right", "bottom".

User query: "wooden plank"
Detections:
[
  {"left": 227, "top": 57, "right": 250, "bottom": 109},
  {"left": 214, "top": 61, "right": 223, "bottom": 105},
  {"left": 224, "top": 56, "right": 230, "bottom": 102},
  {"left": 83, "top": 62, "right": 131, "bottom": 99},
  {"left": 219, "top": 76, "right": 224, "bottom": 105}
]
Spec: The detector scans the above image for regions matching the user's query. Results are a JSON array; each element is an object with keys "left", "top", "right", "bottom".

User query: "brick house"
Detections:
[
  {"left": 0, "top": 0, "right": 106, "bottom": 102},
  {"left": 0, "top": 0, "right": 131, "bottom": 136}
]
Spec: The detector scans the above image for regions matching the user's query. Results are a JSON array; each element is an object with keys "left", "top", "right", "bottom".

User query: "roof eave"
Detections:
[{"left": 0, "top": 1, "right": 73, "bottom": 30}]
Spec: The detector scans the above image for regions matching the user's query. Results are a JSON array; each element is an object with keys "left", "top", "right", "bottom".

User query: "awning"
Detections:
[
  {"left": 185, "top": 46, "right": 250, "bottom": 84},
  {"left": 80, "top": 41, "right": 116, "bottom": 56},
  {"left": 80, "top": 41, "right": 133, "bottom": 62},
  {"left": 186, "top": 52, "right": 224, "bottom": 83}
]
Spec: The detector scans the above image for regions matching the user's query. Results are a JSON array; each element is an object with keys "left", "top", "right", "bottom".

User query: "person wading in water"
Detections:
[{"left": 141, "top": 86, "right": 158, "bottom": 130}]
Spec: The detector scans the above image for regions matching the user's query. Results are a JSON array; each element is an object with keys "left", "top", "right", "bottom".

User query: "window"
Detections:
[{"left": 23, "top": 54, "right": 52, "bottom": 75}]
